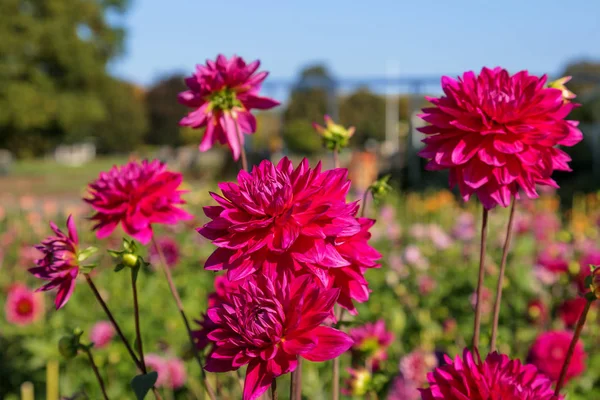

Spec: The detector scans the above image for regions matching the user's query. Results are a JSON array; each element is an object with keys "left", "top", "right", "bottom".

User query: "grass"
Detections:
[{"left": 0, "top": 156, "right": 129, "bottom": 200}]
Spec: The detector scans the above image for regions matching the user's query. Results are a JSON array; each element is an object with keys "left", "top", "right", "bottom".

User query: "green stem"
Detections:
[
  {"left": 81, "top": 346, "right": 109, "bottom": 400},
  {"left": 131, "top": 268, "right": 146, "bottom": 372}
]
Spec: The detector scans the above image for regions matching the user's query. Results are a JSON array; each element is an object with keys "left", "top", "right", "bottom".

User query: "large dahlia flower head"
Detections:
[
  {"left": 418, "top": 67, "right": 583, "bottom": 209},
  {"left": 198, "top": 157, "right": 381, "bottom": 314}
]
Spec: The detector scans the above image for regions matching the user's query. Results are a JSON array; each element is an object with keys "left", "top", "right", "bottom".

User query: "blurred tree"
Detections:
[
  {"left": 0, "top": 0, "right": 130, "bottom": 157},
  {"left": 94, "top": 79, "right": 148, "bottom": 153},
  {"left": 145, "top": 74, "right": 187, "bottom": 146},
  {"left": 339, "top": 87, "right": 385, "bottom": 145},
  {"left": 283, "top": 64, "right": 333, "bottom": 154}
]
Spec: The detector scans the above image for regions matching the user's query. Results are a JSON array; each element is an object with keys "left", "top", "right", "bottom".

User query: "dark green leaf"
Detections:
[{"left": 131, "top": 372, "right": 158, "bottom": 400}]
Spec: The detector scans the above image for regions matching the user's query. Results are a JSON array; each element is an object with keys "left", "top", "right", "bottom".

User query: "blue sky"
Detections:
[{"left": 111, "top": 0, "right": 600, "bottom": 87}]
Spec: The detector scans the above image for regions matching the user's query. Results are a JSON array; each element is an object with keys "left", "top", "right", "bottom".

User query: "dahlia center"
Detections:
[
  {"left": 208, "top": 88, "right": 242, "bottom": 112},
  {"left": 17, "top": 299, "right": 33, "bottom": 315},
  {"left": 358, "top": 337, "right": 380, "bottom": 355}
]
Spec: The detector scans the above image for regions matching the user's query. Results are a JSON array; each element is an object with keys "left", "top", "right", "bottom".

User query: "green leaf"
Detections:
[
  {"left": 131, "top": 372, "right": 158, "bottom": 400},
  {"left": 77, "top": 246, "right": 98, "bottom": 262},
  {"left": 108, "top": 249, "right": 122, "bottom": 258},
  {"left": 114, "top": 263, "right": 126, "bottom": 272}
]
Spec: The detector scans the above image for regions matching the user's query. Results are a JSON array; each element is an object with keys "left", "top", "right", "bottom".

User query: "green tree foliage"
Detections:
[
  {"left": 94, "top": 79, "right": 148, "bottom": 153},
  {"left": 145, "top": 74, "right": 187, "bottom": 146},
  {"left": 339, "top": 87, "right": 385, "bottom": 145},
  {"left": 282, "top": 65, "right": 332, "bottom": 154},
  {"left": 0, "top": 0, "right": 132, "bottom": 157}
]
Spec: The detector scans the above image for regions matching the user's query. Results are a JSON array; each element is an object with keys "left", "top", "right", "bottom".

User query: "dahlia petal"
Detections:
[
  {"left": 222, "top": 113, "right": 241, "bottom": 161},
  {"left": 301, "top": 326, "right": 353, "bottom": 362},
  {"left": 243, "top": 360, "right": 272, "bottom": 400},
  {"left": 54, "top": 279, "right": 76, "bottom": 310},
  {"left": 282, "top": 335, "right": 317, "bottom": 355},
  {"left": 204, "top": 355, "right": 236, "bottom": 373},
  {"left": 493, "top": 137, "right": 524, "bottom": 154},
  {"left": 199, "top": 117, "right": 216, "bottom": 151},
  {"left": 462, "top": 161, "right": 490, "bottom": 189}
]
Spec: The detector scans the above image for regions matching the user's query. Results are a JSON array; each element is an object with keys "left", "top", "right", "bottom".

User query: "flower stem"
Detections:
[
  {"left": 360, "top": 190, "right": 369, "bottom": 218},
  {"left": 151, "top": 237, "right": 217, "bottom": 400},
  {"left": 554, "top": 299, "right": 592, "bottom": 396},
  {"left": 81, "top": 346, "right": 109, "bottom": 400},
  {"left": 490, "top": 197, "right": 516, "bottom": 352},
  {"left": 131, "top": 268, "right": 146, "bottom": 372},
  {"left": 85, "top": 274, "right": 143, "bottom": 371},
  {"left": 233, "top": 115, "right": 248, "bottom": 172},
  {"left": 332, "top": 147, "right": 340, "bottom": 169},
  {"left": 332, "top": 304, "right": 344, "bottom": 400},
  {"left": 472, "top": 208, "right": 489, "bottom": 350},
  {"left": 271, "top": 378, "right": 278, "bottom": 400},
  {"left": 84, "top": 274, "right": 163, "bottom": 400},
  {"left": 290, "top": 361, "right": 302, "bottom": 400}
]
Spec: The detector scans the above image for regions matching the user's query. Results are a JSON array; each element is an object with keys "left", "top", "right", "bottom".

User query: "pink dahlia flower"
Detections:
[
  {"left": 399, "top": 350, "right": 438, "bottom": 385},
  {"left": 5, "top": 284, "right": 43, "bottom": 325},
  {"left": 203, "top": 274, "right": 353, "bottom": 400},
  {"left": 558, "top": 298, "right": 587, "bottom": 328},
  {"left": 86, "top": 160, "right": 193, "bottom": 244},
  {"left": 149, "top": 236, "right": 180, "bottom": 268},
  {"left": 166, "top": 358, "right": 187, "bottom": 389},
  {"left": 528, "top": 330, "right": 586, "bottom": 383},
  {"left": 576, "top": 248, "right": 600, "bottom": 292},
  {"left": 536, "top": 242, "right": 571, "bottom": 274},
  {"left": 420, "top": 349, "right": 562, "bottom": 400},
  {"left": 145, "top": 354, "right": 170, "bottom": 387},
  {"left": 89, "top": 321, "right": 115, "bottom": 348},
  {"left": 179, "top": 54, "right": 280, "bottom": 160},
  {"left": 198, "top": 157, "right": 380, "bottom": 313},
  {"left": 29, "top": 215, "right": 80, "bottom": 309},
  {"left": 419, "top": 67, "right": 582, "bottom": 209},
  {"left": 349, "top": 319, "right": 394, "bottom": 367},
  {"left": 388, "top": 376, "right": 420, "bottom": 400},
  {"left": 527, "top": 299, "right": 548, "bottom": 324}
]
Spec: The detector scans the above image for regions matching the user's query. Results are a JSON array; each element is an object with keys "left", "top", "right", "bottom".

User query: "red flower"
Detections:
[
  {"left": 198, "top": 157, "right": 381, "bottom": 313},
  {"left": 419, "top": 67, "right": 582, "bottom": 209},
  {"left": 558, "top": 298, "right": 587, "bottom": 328},
  {"left": 203, "top": 274, "right": 353, "bottom": 400},
  {"left": 149, "top": 236, "right": 180, "bottom": 268},
  {"left": 528, "top": 330, "right": 586, "bottom": 383},
  {"left": 179, "top": 54, "right": 279, "bottom": 160},
  {"left": 420, "top": 349, "right": 561, "bottom": 400},
  {"left": 86, "top": 160, "right": 192, "bottom": 244},
  {"left": 5, "top": 284, "right": 44, "bottom": 325},
  {"left": 29, "top": 215, "right": 80, "bottom": 309}
]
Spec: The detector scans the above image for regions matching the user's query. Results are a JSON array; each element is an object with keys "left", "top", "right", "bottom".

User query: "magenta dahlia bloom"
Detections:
[
  {"left": 179, "top": 54, "right": 280, "bottom": 160},
  {"left": 349, "top": 319, "right": 394, "bottom": 367},
  {"left": 558, "top": 298, "right": 587, "bottom": 328},
  {"left": 29, "top": 215, "right": 80, "bottom": 309},
  {"left": 420, "top": 349, "right": 562, "bottom": 400},
  {"left": 5, "top": 284, "right": 44, "bottom": 325},
  {"left": 198, "top": 157, "right": 381, "bottom": 312},
  {"left": 203, "top": 274, "right": 353, "bottom": 400},
  {"left": 419, "top": 67, "right": 582, "bottom": 209},
  {"left": 86, "top": 160, "right": 193, "bottom": 244},
  {"left": 528, "top": 330, "right": 586, "bottom": 383},
  {"left": 149, "top": 236, "right": 180, "bottom": 268}
]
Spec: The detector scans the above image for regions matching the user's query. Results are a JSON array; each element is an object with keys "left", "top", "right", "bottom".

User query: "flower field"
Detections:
[
  {"left": 2, "top": 183, "right": 600, "bottom": 399},
  {"left": 1, "top": 59, "right": 598, "bottom": 400}
]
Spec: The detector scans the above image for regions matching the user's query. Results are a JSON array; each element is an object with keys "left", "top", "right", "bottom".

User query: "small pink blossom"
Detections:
[
  {"left": 149, "top": 236, "right": 180, "bottom": 268},
  {"left": 349, "top": 319, "right": 394, "bottom": 368},
  {"left": 536, "top": 242, "right": 571, "bottom": 274},
  {"left": 89, "top": 321, "right": 115, "bottom": 348},
  {"left": 166, "top": 358, "right": 187, "bottom": 389},
  {"left": 418, "top": 276, "right": 436, "bottom": 295},
  {"left": 404, "top": 246, "right": 428, "bottom": 269},
  {"left": 428, "top": 224, "right": 452, "bottom": 249},
  {"left": 5, "top": 284, "right": 43, "bottom": 326},
  {"left": 399, "top": 350, "right": 438, "bottom": 385},
  {"left": 452, "top": 212, "right": 476, "bottom": 241}
]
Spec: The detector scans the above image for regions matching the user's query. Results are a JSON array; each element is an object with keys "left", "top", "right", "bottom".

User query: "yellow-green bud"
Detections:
[{"left": 122, "top": 253, "right": 138, "bottom": 268}]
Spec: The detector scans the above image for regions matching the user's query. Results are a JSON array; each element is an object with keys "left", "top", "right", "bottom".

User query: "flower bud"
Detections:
[
  {"left": 548, "top": 76, "right": 576, "bottom": 103},
  {"left": 312, "top": 115, "right": 355, "bottom": 151},
  {"left": 591, "top": 266, "right": 600, "bottom": 299},
  {"left": 122, "top": 253, "right": 139, "bottom": 268},
  {"left": 58, "top": 336, "right": 78, "bottom": 359}
]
